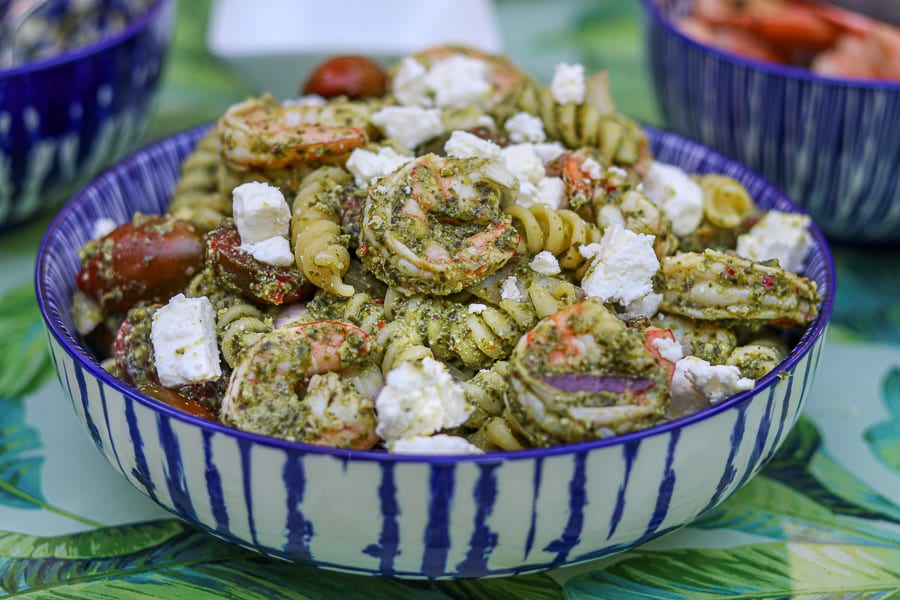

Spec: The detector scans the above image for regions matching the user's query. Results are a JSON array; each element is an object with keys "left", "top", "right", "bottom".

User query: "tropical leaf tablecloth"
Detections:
[{"left": 1, "top": 1, "right": 898, "bottom": 597}]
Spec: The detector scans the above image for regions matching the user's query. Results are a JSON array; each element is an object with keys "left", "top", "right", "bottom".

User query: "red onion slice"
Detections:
[{"left": 541, "top": 374, "right": 655, "bottom": 394}]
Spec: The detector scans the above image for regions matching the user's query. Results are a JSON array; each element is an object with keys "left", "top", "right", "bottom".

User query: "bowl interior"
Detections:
[{"left": 35, "top": 123, "right": 836, "bottom": 460}]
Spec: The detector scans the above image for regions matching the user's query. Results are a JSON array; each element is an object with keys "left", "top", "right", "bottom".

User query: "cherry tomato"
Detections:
[
  {"left": 77, "top": 215, "right": 206, "bottom": 313},
  {"left": 206, "top": 221, "right": 314, "bottom": 306},
  {"left": 139, "top": 386, "right": 218, "bottom": 421},
  {"left": 302, "top": 55, "right": 387, "bottom": 99}
]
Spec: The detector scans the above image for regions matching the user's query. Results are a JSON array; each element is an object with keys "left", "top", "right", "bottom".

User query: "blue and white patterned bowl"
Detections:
[
  {"left": 35, "top": 125, "right": 835, "bottom": 579},
  {"left": 0, "top": 0, "right": 174, "bottom": 233},
  {"left": 641, "top": 0, "right": 900, "bottom": 244}
]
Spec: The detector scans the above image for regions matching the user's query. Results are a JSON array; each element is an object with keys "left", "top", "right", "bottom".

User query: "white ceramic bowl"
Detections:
[{"left": 36, "top": 124, "right": 834, "bottom": 578}]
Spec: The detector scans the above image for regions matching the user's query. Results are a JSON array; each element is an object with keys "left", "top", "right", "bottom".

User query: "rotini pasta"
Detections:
[
  {"left": 504, "top": 203, "right": 602, "bottom": 273},
  {"left": 491, "top": 79, "right": 649, "bottom": 167},
  {"left": 168, "top": 130, "right": 232, "bottom": 230},
  {"left": 291, "top": 166, "right": 355, "bottom": 297}
]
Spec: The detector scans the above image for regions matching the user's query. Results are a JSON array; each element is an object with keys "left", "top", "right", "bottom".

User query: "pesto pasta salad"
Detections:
[{"left": 71, "top": 46, "right": 822, "bottom": 454}]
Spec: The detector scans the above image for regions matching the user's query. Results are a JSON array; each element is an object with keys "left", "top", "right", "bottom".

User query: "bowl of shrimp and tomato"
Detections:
[
  {"left": 36, "top": 47, "right": 834, "bottom": 578},
  {"left": 642, "top": 0, "right": 900, "bottom": 244}
]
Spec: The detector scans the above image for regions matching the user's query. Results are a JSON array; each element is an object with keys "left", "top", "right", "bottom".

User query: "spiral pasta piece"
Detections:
[
  {"left": 375, "top": 320, "right": 434, "bottom": 375},
  {"left": 386, "top": 276, "right": 584, "bottom": 370},
  {"left": 306, "top": 290, "right": 387, "bottom": 335},
  {"left": 169, "top": 130, "right": 232, "bottom": 230},
  {"left": 505, "top": 203, "right": 603, "bottom": 273},
  {"left": 292, "top": 166, "right": 355, "bottom": 297},
  {"left": 698, "top": 174, "right": 757, "bottom": 229},
  {"left": 458, "top": 360, "right": 511, "bottom": 430},
  {"left": 492, "top": 80, "right": 649, "bottom": 167}
]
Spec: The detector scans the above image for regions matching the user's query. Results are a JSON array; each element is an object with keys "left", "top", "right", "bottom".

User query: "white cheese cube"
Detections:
[
  {"left": 392, "top": 56, "right": 431, "bottom": 107},
  {"left": 641, "top": 161, "right": 704, "bottom": 236},
  {"left": 550, "top": 63, "right": 586, "bottom": 104},
  {"left": 444, "top": 130, "right": 502, "bottom": 160},
  {"left": 500, "top": 276, "right": 526, "bottom": 302},
  {"left": 517, "top": 176, "right": 566, "bottom": 209},
  {"left": 671, "top": 356, "right": 755, "bottom": 404},
  {"left": 375, "top": 357, "right": 471, "bottom": 442},
  {"left": 505, "top": 112, "right": 546, "bottom": 143},
  {"left": 243, "top": 236, "right": 294, "bottom": 267},
  {"left": 530, "top": 250, "right": 561, "bottom": 275},
  {"left": 151, "top": 294, "right": 221, "bottom": 388},
  {"left": 580, "top": 225, "right": 659, "bottom": 306},
  {"left": 501, "top": 143, "right": 546, "bottom": 186},
  {"left": 424, "top": 55, "right": 491, "bottom": 108},
  {"left": 618, "top": 292, "right": 664, "bottom": 321},
  {"left": 232, "top": 181, "right": 291, "bottom": 245},
  {"left": 532, "top": 141, "right": 566, "bottom": 163},
  {"left": 346, "top": 146, "right": 412, "bottom": 187},
  {"left": 388, "top": 434, "right": 484, "bottom": 455},
  {"left": 371, "top": 106, "right": 444, "bottom": 150},
  {"left": 91, "top": 218, "right": 118, "bottom": 240},
  {"left": 736, "top": 210, "right": 812, "bottom": 273}
]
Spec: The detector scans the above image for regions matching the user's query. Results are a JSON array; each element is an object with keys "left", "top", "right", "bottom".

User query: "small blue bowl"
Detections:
[
  {"left": 35, "top": 124, "right": 835, "bottom": 578},
  {"left": 0, "top": 0, "right": 174, "bottom": 233},
  {"left": 642, "top": 0, "right": 900, "bottom": 245}
]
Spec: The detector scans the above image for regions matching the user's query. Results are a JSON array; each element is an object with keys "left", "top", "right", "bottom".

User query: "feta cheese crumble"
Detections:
[
  {"left": 530, "top": 251, "right": 561, "bottom": 275},
  {"left": 517, "top": 176, "right": 565, "bottom": 208},
  {"left": 444, "top": 130, "right": 502, "bottom": 160},
  {"left": 388, "top": 434, "right": 484, "bottom": 455},
  {"left": 232, "top": 182, "right": 291, "bottom": 245},
  {"left": 242, "top": 236, "right": 294, "bottom": 267},
  {"left": 501, "top": 143, "right": 546, "bottom": 187},
  {"left": 550, "top": 62, "right": 586, "bottom": 104},
  {"left": 375, "top": 357, "right": 472, "bottom": 441},
  {"left": 504, "top": 112, "right": 546, "bottom": 143},
  {"left": 151, "top": 294, "right": 221, "bottom": 388},
  {"left": 500, "top": 276, "right": 526, "bottom": 302},
  {"left": 91, "top": 218, "right": 117, "bottom": 240},
  {"left": 391, "top": 56, "right": 430, "bottom": 106},
  {"left": 736, "top": 210, "right": 812, "bottom": 273},
  {"left": 392, "top": 55, "right": 492, "bottom": 109},
  {"left": 424, "top": 55, "right": 492, "bottom": 108},
  {"left": 346, "top": 146, "right": 412, "bottom": 187},
  {"left": 671, "top": 356, "right": 755, "bottom": 404},
  {"left": 371, "top": 106, "right": 444, "bottom": 150},
  {"left": 641, "top": 161, "right": 704, "bottom": 236},
  {"left": 580, "top": 225, "right": 659, "bottom": 306}
]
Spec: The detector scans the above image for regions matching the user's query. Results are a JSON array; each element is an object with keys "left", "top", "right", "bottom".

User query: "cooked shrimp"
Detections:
[
  {"left": 218, "top": 94, "right": 372, "bottom": 170},
  {"left": 393, "top": 44, "right": 528, "bottom": 108},
  {"left": 678, "top": 0, "right": 900, "bottom": 80},
  {"left": 506, "top": 299, "right": 673, "bottom": 446},
  {"left": 359, "top": 153, "right": 520, "bottom": 295},
  {"left": 655, "top": 249, "right": 820, "bottom": 327},
  {"left": 220, "top": 320, "right": 378, "bottom": 448}
]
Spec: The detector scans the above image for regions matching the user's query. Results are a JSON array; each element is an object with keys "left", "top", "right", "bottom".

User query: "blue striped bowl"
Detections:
[
  {"left": 35, "top": 125, "right": 834, "bottom": 578},
  {"left": 642, "top": 0, "right": 900, "bottom": 244},
  {"left": 0, "top": 0, "right": 173, "bottom": 233}
]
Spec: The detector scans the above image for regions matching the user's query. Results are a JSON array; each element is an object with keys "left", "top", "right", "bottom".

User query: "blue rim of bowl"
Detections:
[
  {"left": 35, "top": 124, "right": 836, "bottom": 465},
  {"left": 0, "top": 0, "right": 171, "bottom": 77},
  {"left": 640, "top": 0, "right": 900, "bottom": 91}
]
